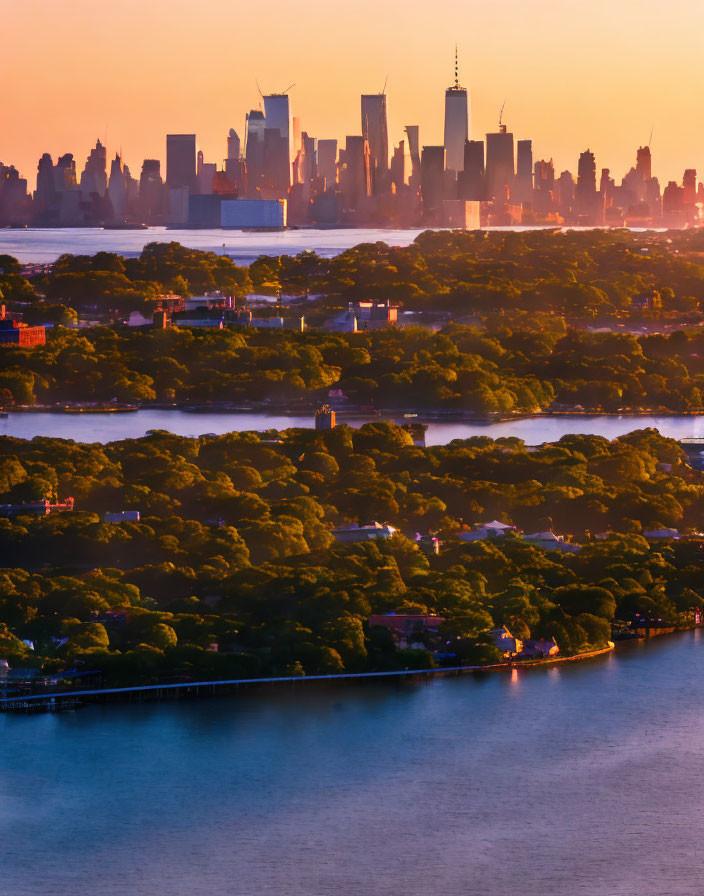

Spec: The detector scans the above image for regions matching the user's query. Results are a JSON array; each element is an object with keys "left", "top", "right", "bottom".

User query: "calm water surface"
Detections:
[
  {"left": 3, "top": 409, "right": 704, "bottom": 445},
  {"left": 2, "top": 633, "right": 703, "bottom": 895},
  {"left": 0, "top": 225, "right": 658, "bottom": 265},
  {"left": 0, "top": 227, "right": 429, "bottom": 265}
]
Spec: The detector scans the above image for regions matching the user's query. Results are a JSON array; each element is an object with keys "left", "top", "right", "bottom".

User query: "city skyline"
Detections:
[{"left": 4, "top": 0, "right": 704, "bottom": 183}]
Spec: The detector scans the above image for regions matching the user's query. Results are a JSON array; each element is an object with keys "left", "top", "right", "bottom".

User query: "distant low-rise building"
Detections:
[
  {"left": 0, "top": 313, "right": 45, "bottom": 348},
  {"left": 523, "top": 530, "right": 581, "bottom": 552},
  {"left": 315, "top": 405, "right": 336, "bottom": 430},
  {"left": 251, "top": 316, "right": 305, "bottom": 331},
  {"left": 644, "top": 528, "right": 680, "bottom": 540},
  {"left": 417, "top": 533, "right": 440, "bottom": 555},
  {"left": 221, "top": 198, "right": 287, "bottom": 229},
  {"left": 332, "top": 521, "right": 397, "bottom": 543},
  {"left": 458, "top": 520, "right": 517, "bottom": 541},
  {"left": 487, "top": 626, "right": 523, "bottom": 657},
  {"left": 171, "top": 310, "right": 225, "bottom": 328},
  {"left": 0, "top": 497, "right": 74, "bottom": 517},
  {"left": 402, "top": 422, "right": 427, "bottom": 447},
  {"left": 369, "top": 613, "right": 445, "bottom": 645},
  {"left": 104, "top": 510, "right": 141, "bottom": 523},
  {"left": 325, "top": 300, "right": 398, "bottom": 332},
  {"left": 519, "top": 638, "right": 559, "bottom": 659}
]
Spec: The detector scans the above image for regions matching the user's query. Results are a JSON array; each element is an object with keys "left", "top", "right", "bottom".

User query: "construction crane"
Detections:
[{"left": 499, "top": 99, "right": 506, "bottom": 129}]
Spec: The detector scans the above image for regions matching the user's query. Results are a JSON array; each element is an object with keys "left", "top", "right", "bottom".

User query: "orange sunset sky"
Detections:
[{"left": 4, "top": 0, "right": 704, "bottom": 187}]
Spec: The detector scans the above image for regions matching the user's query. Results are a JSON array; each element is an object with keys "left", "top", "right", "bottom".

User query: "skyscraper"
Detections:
[
  {"left": 227, "top": 129, "right": 241, "bottom": 161},
  {"left": 683, "top": 168, "right": 697, "bottom": 206},
  {"left": 576, "top": 149, "right": 602, "bottom": 222},
  {"left": 459, "top": 140, "right": 484, "bottom": 200},
  {"left": 166, "top": 134, "right": 196, "bottom": 191},
  {"left": 35, "top": 153, "right": 56, "bottom": 210},
  {"left": 107, "top": 154, "right": 127, "bottom": 218},
  {"left": 577, "top": 149, "right": 596, "bottom": 195},
  {"left": 80, "top": 139, "right": 107, "bottom": 198},
  {"left": 485, "top": 125, "right": 514, "bottom": 201},
  {"left": 556, "top": 170, "right": 575, "bottom": 218},
  {"left": 390, "top": 141, "right": 405, "bottom": 192},
  {"left": 421, "top": 146, "right": 445, "bottom": 219},
  {"left": 139, "top": 159, "right": 164, "bottom": 220},
  {"left": 295, "top": 132, "right": 317, "bottom": 184},
  {"left": 405, "top": 126, "right": 421, "bottom": 188},
  {"left": 443, "top": 49, "right": 469, "bottom": 174},
  {"left": 533, "top": 159, "right": 556, "bottom": 215},
  {"left": 636, "top": 146, "right": 652, "bottom": 183},
  {"left": 196, "top": 150, "right": 216, "bottom": 194},
  {"left": 0, "top": 164, "right": 29, "bottom": 226},
  {"left": 361, "top": 93, "right": 389, "bottom": 192},
  {"left": 263, "top": 94, "right": 292, "bottom": 191},
  {"left": 340, "top": 136, "right": 371, "bottom": 210},
  {"left": 245, "top": 110, "right": 266, "bottom": 190},
  {"left": 534, "top": 159, "right": 555, "bottom": 193},
  {"left": 317, "top": 139, "right": 338, "bottom": 189},
  {"left": 54, "top": 153, "right": 78, "bottom": 192},
  {"left": 515, "top": 139, "right": 533, "bottom": 204}
]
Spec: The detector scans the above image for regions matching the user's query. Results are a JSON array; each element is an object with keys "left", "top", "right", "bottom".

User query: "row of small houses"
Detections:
[
  {"left": 332, "top": 519, "right": 696, "bottom": 553},
  {"left": 368, "top": 613, "right": 560, "bottom": 661},
  {"left": 0, "top": 502, "right": 689, "bottom": 545}
]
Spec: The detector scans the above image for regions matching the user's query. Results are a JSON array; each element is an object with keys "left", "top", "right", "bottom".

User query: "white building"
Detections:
[
  {"left": 105, "top": 511, "right": 141, "bottom": 523},
  {"left": 523, "top": 530, "right": 581, "bottom": 552},
  {"left": 458, "top": 520, "right": 517, "bottom": 542},
  {"left": 487, "top": 626, "right": 523, "bottom": 657},
  {"left": 332, "top": 522, "right": 397, "bottom": 543},
  {"left": 644, "top": 528, "right": 680, "bottom": 540}
]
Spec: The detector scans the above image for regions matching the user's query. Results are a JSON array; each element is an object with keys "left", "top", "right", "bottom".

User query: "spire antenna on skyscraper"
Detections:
[{"left": 444, "top": 46, "right": 469, "bottom": 174}]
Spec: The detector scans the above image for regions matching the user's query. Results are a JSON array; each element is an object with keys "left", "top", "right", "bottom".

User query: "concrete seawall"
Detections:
[{"left": 0, "top": 644, "right": 616, "bottom": 713}]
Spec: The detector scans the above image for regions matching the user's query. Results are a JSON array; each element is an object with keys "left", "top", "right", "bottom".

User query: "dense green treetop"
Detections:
[{"left": 0, "top": 424, "right": 700, "bottom": 683}]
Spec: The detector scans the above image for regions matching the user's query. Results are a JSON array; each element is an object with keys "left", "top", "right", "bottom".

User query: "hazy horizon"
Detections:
[{"left": 4, "top": 0, "right": 704, "bottom": 187}]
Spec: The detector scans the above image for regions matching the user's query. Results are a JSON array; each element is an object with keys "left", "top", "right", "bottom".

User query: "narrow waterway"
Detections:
[
  {"left": 2, "top": 408, "right": 704, "bottom": 445},
  {"left": 1, "top": 632, "right": 702, "bottom": 896}
]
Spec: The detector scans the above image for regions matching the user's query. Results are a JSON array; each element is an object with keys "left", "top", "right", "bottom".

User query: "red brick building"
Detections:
[{"left": 0, "top": 313, "right": 45, "bottom": 347}]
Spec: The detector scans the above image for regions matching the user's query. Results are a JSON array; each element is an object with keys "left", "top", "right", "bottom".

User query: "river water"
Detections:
[
  {"left": 1, "top": 632, "right": 703, "bottom": 896},
  {"left": 3, "top": 409, "right": 704, "bottom": 445},
  {"left": 0, "top": 227, "right": 429, "bottom": 265}
]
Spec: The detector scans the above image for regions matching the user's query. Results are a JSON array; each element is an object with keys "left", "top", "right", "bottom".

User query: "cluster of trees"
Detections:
[
  {"left": 0, "top": 424, "right": 701, "bottom": 684},
  {"left": 0, "top": 243, "right": 253, "bottom": 320},
  {"left": 312, "top": 229, "right": 704, "bottom": 319},
  {"left": 3, "top": 321, "right": 704, "bottom": 413},
  {"left": 234, "top": 229, "right": 704, "bottom": 320},
  {"left": 5, "top": 229, "right": 704, "bottom": 325},
  {"left": 2, "top": 231, "right": 704, "bottom": 411}
]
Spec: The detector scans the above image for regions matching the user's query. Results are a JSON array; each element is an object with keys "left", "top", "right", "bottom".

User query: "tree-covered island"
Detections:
[
  {"left": 1, "top": 229, "right": 704, "bottom": 694},
  {"left": 0, "top": 424, "right": 701, "bottom": 687},
  {"left": 4, "top": 230, "right": 704, "bottom": 414}
]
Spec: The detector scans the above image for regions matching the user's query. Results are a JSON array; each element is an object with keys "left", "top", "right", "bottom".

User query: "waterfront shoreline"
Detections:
[
  {"left": 0, "top": 644, "right": 616, "bottom": 713},
  {"left": 8, "top": 401, "right": 704, "bottom": 424}
]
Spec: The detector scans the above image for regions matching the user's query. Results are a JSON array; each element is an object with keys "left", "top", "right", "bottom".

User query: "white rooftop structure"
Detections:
[
  {"left": 524, "top": 531, "right": 581, "bottom": 552},
  {"left": 458, "top": 521, "right": 517, "bottom": 542},
  {"left": 332, "top": 522, "right": 397, "bottom": 543}
]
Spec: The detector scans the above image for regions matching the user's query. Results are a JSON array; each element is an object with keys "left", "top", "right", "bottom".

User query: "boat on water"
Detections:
[{"left": 59, "top": 404, "right": 139, "bottom": 414}]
